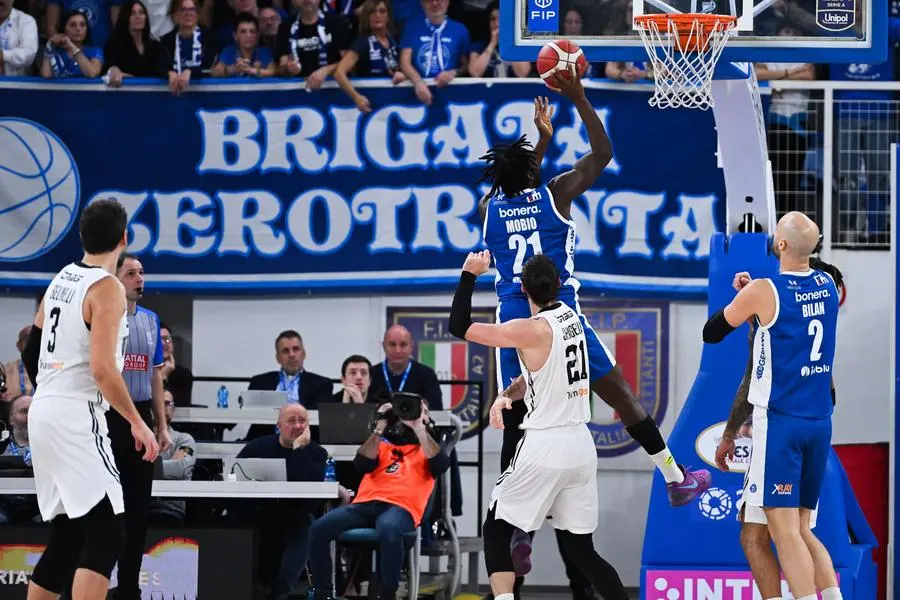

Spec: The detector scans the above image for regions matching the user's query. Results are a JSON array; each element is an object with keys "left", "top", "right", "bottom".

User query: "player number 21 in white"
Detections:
[
  {"left": 808, "top": 319, "right": 823, "bottom": 361},
  {"left": 509, "top": 232, "right": 543, "bottom": 274}
]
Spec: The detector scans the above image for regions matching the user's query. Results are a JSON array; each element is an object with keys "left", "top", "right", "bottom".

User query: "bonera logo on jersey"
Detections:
[
  {"left": 801, "top": 364, "right": 830, "bottom": 377},
  {"left": 498, "top": 204, "right": 541, "bottom": 219},
  {"left": 581, "top": 302, "right": 669, "bottom": 458},
  {"left": 386, "top": 307, "right": 495, "bottom": 439},
  {"left": 0, "top": 118, "right": 80, "bottom": 262}
]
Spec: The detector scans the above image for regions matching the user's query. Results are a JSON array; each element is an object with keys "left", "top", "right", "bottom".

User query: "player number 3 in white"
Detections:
[
  {"left": 509, "top": 231, "right": 543, "bottom": 274},
  {"left": 808, "top": 318, "right": 823, "bottom": 362}
]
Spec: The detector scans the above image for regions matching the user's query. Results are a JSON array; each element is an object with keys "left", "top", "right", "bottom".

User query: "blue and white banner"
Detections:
[{"left": 0, "top": 79, "right": 725, "bottom": 299}]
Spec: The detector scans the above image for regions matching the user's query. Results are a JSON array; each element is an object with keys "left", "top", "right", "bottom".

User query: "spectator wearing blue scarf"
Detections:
[
  {"left": 162, "top": 0, "right": 218, "bottom": 95},
  {"left": 40, "top": 9, "right": 104, "bottom": 78},
  {"left": 334, "top": 0, "right": 403, "bottom": 112},
  {"left": 399, "top": 0, "right": 469, "bottom": 106}
]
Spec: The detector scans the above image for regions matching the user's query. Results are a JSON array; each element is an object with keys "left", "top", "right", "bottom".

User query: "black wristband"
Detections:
[
  {"left": 702, "top": 309, "right": 736, "bottom": 344},
  {"left": 449, "top": 271, "right": 477, "bottom": 339}
]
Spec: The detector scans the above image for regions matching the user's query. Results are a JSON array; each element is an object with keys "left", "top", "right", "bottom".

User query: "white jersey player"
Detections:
[
  {"left": 448, "top": 250, "right": 630, "bottom": 600},
  {"left": 20, "top": 199, "right": 158, "bottom": 600}
]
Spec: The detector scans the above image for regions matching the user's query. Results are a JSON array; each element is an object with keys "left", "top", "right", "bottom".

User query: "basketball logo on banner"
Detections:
[
  {"left": 579, "top": 302, "right": 670, "bottom": 457},
  {"left": 387, "top": 307, "right": 495, "bottom": 439},
  {"left": 0, "top": 118, "right": 80, "bottom": 262}
]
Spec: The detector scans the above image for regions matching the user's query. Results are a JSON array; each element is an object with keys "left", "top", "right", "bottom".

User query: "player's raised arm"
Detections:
[
  {"left": 87, "top": 277, "right": 159, "bottom": 461},
  {"left": 546, "top": 64, "right": 612, "bottom": 217},
  {"left": 448, "top": 250, "right": 547, "bottom": 348}
]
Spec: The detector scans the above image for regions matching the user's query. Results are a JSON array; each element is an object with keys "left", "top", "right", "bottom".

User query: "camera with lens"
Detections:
[
  {"left": 370, "top": 392, "right": 430, "bottom": 444},
  {"left": 391, "top": 391, "right": 423, "bottom": 421}
]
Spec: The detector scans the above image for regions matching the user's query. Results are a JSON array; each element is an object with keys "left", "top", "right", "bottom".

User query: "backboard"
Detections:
[{"left": 499, "top": 0, "right": 886, "bottom": 64}]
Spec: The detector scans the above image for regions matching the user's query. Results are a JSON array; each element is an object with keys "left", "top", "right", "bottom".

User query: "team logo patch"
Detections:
[
  {"left": 580, "top": 302, "right": 669, "bottom": 457},
  {"left": 123, "top": 353, "right": 148, "bottom": 371},
  {"left": 386, "top": 462, "right": 400, "bottom": 474},
  {"left": 387, "top": 307, "right": 495, "bottom": 439},
  {"left": 772, "top": 483, "right": 794, "bottom": 496}
]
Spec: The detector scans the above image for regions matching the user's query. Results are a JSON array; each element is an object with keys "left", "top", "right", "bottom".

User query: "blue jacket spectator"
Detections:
[
  {"left": 40, "top": 10, "right": 104, "bottom": 78},
  {"left": 399, "top": 0, "right": 469, "bottom": 106},
  {"left": 212, "top": 12, "right": 275, "bottom": 76},
  {"left": 46, "top": 0, "right": 119, "bottom": 51}
]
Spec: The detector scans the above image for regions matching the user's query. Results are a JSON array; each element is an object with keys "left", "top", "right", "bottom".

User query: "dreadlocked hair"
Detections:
[
  {"left": 810, "top": 256, "right": 844, "bottom": 291},
  {"left": 478, "top": 135, "right": 537, "bottom": 197}
]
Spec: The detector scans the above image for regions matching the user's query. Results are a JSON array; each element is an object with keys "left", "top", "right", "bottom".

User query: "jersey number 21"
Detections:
[{"left": 509, "top": 232, "right": 542, "bottom": 274}]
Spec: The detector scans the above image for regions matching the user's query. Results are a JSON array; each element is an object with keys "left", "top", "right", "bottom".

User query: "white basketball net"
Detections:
[{"left": 634, "top": 15, "right": 737, "bottom": 110}]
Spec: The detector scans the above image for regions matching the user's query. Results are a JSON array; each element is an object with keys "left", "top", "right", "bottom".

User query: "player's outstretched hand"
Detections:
[
  {"left": 463, "top": 250, "right": 492, "bottom": 277},
  {"left": 132, "top": 421, "right": 160, "bottom": 462},
  {"left": 550, "top": 63, "right": 584, "bottom": 101},
  {"left": 489, "top": 395, "right": 512, "bottom": 429},
  {"left": 733, "top": 271, "right": 752, "bottom": 291},
  {"left": 534, "top": 96, "right": 554, "bottom": 140},
  {"left": 714, "top": 435, "right": 735, "bottom": 472}
]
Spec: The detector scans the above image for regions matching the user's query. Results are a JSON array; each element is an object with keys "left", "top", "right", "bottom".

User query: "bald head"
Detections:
[
  {"left": 773, "top": 212, "right": 820, "bottom": 261},
  {"left": 277, "top": 403, "right": 309, "bottom": 447},
  {"left": 383, "top": 325, "right": 413, "bottom": 372}
]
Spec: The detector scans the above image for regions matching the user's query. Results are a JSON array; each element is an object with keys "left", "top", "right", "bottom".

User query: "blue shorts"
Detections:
[
  {"left": 495, "top": 294, "right": 616, "bottom": 390},
  {"left": 743, "top": 407, "right": 832, "bottom": 510}
]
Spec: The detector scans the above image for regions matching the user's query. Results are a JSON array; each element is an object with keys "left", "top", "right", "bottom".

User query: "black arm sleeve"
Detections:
[
  {"left": 448, "top": 271, "right": 477, "bottom": 339},
  {"left": 702, "top": 309, "right": 736, "bottom": 344},
  {"left": 353, "top": 454, "right": 379, "bottom": 474},
  {"left": 21, "top": 325, "right": 42, "bottom": 388},
  {"left": 427, "top": 450, "right": 450, "bottom": 477}
]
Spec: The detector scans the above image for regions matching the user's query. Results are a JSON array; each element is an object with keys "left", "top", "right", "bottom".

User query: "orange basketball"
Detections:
[{"left": 536, "top": 40, "right": 588, "bottom": 88}]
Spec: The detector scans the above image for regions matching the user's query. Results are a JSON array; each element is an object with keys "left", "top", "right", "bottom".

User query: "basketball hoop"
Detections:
[{"left": 633, "top": 13, "right": 737, "bottom": 110}]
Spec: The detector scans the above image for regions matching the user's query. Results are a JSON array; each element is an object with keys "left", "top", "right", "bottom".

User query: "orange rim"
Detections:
[{"left": 633, "top": 13, "right": 737, "bottom": 32}]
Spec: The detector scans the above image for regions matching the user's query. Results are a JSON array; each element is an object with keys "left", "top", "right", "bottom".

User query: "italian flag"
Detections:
[
  {"left": 593, "top": 330, "right": 641, "bottom": 422},
  {"left": 418, "top": 341, "right": 468, "bottom": 407}
]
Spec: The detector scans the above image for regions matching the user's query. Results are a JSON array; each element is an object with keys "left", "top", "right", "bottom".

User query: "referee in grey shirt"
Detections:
[{"left": 108, "top": 253, "right": 171, "bottom": 600}]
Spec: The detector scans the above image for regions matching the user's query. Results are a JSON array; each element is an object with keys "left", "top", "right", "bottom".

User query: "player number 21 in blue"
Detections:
[{"left": 509, "top": 232, "right": 543, "bottom": 274}]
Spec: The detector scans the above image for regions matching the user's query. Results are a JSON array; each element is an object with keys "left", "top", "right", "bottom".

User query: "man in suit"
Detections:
[{"left": 245, "top": 330, "right": 333, "bottom": 439}]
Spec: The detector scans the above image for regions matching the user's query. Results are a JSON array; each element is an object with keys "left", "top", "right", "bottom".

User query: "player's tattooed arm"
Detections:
[{"left": 723, "top": 326, "right": 756, "bottom": 439}]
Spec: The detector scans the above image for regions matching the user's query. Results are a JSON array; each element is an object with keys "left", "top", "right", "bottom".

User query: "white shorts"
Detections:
[
  {"left": 736, "top": 496, "right": 819, "bottom": 528},
  {"left": 28, "top": 395, "right": 124, "bottom": 521},
  {"left": 490, "top": 423, "right": 598, "bottom": 534}
]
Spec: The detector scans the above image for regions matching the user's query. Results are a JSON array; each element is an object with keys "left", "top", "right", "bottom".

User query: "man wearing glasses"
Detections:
[{"left": 159, "top": 322, "right": 194, "bottom": 407}]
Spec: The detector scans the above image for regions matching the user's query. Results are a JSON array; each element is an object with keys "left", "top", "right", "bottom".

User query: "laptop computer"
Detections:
[
  {"left": 238, "top": 390, "right": 289, "bottom": 408},
  {"left": 318, "top": 403, "right": 376, "bottom": 445},
  {"left": 0, "top": 455, "right": 31, "bottom": 478},
  {"left": 223, "top": 458, "right": 287, "bottom": 481}
]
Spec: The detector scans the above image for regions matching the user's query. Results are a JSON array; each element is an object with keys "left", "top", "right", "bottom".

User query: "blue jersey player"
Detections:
[
  {"left": 703, "top": 212, "right": 843, "bottom": 600},
  {"left": 478, "top": 66, "right": 710, "bottom": 519}
]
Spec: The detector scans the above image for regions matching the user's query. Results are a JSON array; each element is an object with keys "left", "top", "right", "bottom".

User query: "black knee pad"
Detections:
[
  {"left": 482, "top": 505, "right": 516, "bottom": 576},
  {"left": 76, "top": 497, "right": 126, "bottom": 579},
  {"left": 31, "top": 516, "right": 82, "bottom": 594}
]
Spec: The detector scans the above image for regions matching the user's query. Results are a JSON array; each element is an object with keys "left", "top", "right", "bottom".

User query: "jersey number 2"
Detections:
[
  {"left": 47, "top": 307, "right": 61, "bottom": 353},
  {"left": 509, "top": 232, "right": 543, "bottom": 274},
  {"left": 566, "top": 340, "right": 587, "bottom": 385},
  {"left": 808, "top": 319, "right": 823, "bottom": 361}
]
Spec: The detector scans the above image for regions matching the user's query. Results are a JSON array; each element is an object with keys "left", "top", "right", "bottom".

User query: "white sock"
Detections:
[
  {"left": 821, "top": 587, "right": 843, "bottom": 600},
  {"left": 495, "top": 593, "right": 515, "bottom": 600},
  {"left": 763, "top": 597, "right": 782, "bottom": 600},
  {"left": 797, "top": 595, "right": 818, "bottom": 600},
  {"left": 650, "top": 447, "right": 684, "bottom": 484}
]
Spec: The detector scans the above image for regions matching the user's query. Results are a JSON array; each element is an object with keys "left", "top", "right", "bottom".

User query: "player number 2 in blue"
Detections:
[
  {"left": 808, "top": 319, "right": 823, "bottom": 361},
  {"left": 509, "top": 232, "right": 543, "bottom": 274}
]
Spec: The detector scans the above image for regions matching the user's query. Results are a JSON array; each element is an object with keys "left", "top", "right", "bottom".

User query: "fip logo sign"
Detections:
[{"left": 527, "top": 0, "right": 558, "bottom": 33}]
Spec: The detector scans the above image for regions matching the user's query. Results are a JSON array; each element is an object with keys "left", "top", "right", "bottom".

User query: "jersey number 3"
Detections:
[
  {"left": 509, "top": 232, "right": 543, "bottom": 274},
  {"left": 566, "top": 340, "right": 588, "bottom": 385},
  {"left": 46, "top": 306, "right": 61, "bottom": 353}
]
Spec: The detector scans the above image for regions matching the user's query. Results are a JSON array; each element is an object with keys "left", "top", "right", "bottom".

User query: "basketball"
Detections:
[{"left": 536, "top": 40, "right": 588, "bottom": 88}]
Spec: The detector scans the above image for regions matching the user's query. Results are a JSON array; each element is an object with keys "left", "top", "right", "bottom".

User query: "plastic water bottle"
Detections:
[
  {"left": 217, "top": 385, "right": 229, "bottom": 409},
  {"left": 324, "top": 456, "right": 336, "bottom": 482}
]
